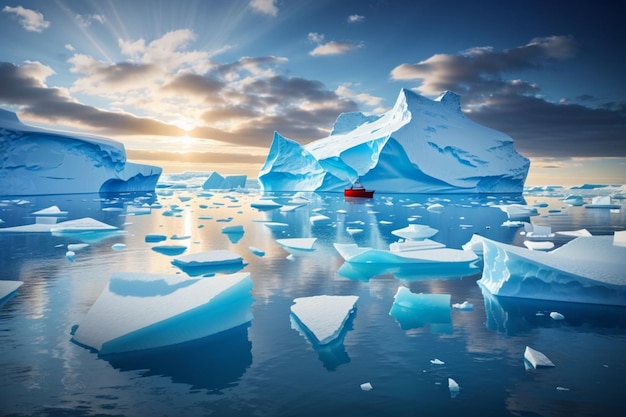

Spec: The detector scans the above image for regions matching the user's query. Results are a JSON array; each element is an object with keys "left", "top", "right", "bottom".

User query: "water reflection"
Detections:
[
  {"left": 480, "top": 283, "right": 626, "bottom": 335},
  {"left": 103, "top": 323, "right": 253, "bottom": 393}
]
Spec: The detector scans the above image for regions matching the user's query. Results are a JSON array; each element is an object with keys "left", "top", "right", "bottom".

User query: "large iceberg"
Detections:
[
  {"left": 258, "top": 88, "right": 529, "bottom": 193},
  {"left": 0, "top": 109, "right": 162, "bottom": 196}
]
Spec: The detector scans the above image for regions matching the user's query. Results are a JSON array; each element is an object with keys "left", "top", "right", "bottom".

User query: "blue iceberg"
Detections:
[
  {"left": 258, "top": 89, "right": 529, "bottom": 193},
  {"left": 0, "top": 109, "right": 161, "bottom": 196},
  {"left": 478, "top": 234, "right": 626, "bottom": 306}
]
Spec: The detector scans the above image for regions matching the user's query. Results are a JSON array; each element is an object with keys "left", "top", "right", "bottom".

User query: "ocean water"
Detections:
[{"left": 0, "top": 184, "right": 625, "bottom": 417}]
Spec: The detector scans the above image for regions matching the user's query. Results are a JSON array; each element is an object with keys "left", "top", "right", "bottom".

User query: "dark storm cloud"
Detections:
[
  {"left": 391, "top": 36, "right": 626, "bottom": 158},
  {"left": 0, "top": 61, "right": 184, "bottom": 136}
]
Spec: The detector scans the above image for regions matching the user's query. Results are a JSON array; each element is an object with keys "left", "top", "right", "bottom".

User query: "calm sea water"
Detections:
[{"left": 0, "top": 184, "right": 625, "bottom": 417}]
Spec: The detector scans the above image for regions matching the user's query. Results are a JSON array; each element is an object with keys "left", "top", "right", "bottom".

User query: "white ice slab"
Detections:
[
  {"left": 276, "top": 238, "right": 317, "bottom": 251},
  {"left": 290, "top": 295, "right": 358, "bottom": 345},
  {"left": 523, "top": 240, "right": 554, "bottom": 251},
  {"left": 251, "top": 199, "right": 282, "bottom": 209},
  {"left": 0, "top": 280, "right": 23, "bottom": 300},
  {"left": 391, "top": 224, "right": 438, "bottom": 240},
  {"left": 171, "top": 250, "right": 243, "bottom": 268},
  {"left": 31, "top": 205, "right": 68, "bottom": 216},
  {"left": 71, "top": 272, "right": 253, "bottom": 354},
  {"left": 524, "top": 346, "right": 555, "bottom": 368}
]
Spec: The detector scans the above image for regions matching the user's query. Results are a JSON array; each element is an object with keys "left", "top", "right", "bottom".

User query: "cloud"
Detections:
[
  {"left": 249, "top": 0, "right": 278, "bottom": 16},
  {"left": 2, "top": 5, "right": 50, "bottom": 32},
  {"left": 348, "top": 14, "right": 364, "bottom": 23},
  {"left": 389, "top": 35, "right": 626, "bottom": 158},
  {"left": 309, "top": 41, "right": 360, "bottom": 57},
  {"left": 75, "top": 13, "right": 105, "bottom": 28},
  {"left": 308, "top": 32, "right": 325, "bottom": 43}
]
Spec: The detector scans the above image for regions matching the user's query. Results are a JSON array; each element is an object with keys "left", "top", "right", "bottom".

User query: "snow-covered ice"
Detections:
[
  {"left": 258, "top": 89, "right": 529, "bottom": 193},
  {"left": 479, "top": 235, "right": 626, "bottom": 305},
  {"left": 391, "top": 224, "right": 438, "bottom": 240},
  {"left": 71, "top": 271, "right": 254, "bottom": 354},
  {"left": 290, "top": 295, "right": 358, "bottom": 345},
  {"left": 30, "top": 206, "right": 68, "bottom": 216},
  {"left": 0, "top": 109, "right": 161, "bottom": 196}
]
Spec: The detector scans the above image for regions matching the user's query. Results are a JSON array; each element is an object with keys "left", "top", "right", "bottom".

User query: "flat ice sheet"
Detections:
[
  {"left": 290, "top": 295, "right": 358, "bottom": 345},
  {"left": 171, "top": 250, "right": 243, "bottom": 267},
  {"left": 0, "top": 280, "right": 23, "bottom": 300}
]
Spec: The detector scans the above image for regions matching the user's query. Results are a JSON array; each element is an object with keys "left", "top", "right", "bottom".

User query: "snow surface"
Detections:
[
  {"left": 290, "top": 295, "right": 358, "bottom": 345},
  {"left": 479, "top": 235, "right": 626, "bottom": 305},
  {"left": 0, "top": 109, "right": 161, "bottom": 196},
  {"left": 258, "top": 89, "right": 529, "bottom": 193},
  {"left": 71, "top": 271, "right": 254, "bottom": 354}
]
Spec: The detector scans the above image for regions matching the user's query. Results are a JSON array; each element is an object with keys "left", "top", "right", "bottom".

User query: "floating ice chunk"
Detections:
[
  {"left": 427, "top": 203, "right": 444, "bottom": 213},
  {"left": 389, "top": 287, "right": 452, "bottom": 333},
  {"left": 249, "top": 246, "right": 265, "bottom": 257},
  {"left": 360, "top": 382, "right": 373, "bottom": 391},
  {"left": 585, "top": 195, "right": 621, "bottom": 209},
  {"left": 67, "top": 243, "right": 89, "bottom": 251},
  {"left": 51, "top": 218, "right": 118, "bottom": 233},
  {"left": 448, "top": 378, "right": 460, "bottom": 397},
  {"left": 0, "top": 280, "right": 23, "bottom": 301},
  {"left": 452, "top": 301, "right": 474, "bottom": 310},
  {"left": 276, "top": 238, "right": 317, "bottom": 251},
  {"left": 562, "top": 194, "right": 584, "bottom": 206},
  {"left": 334, "top": 243, "right": 477, "bottom": 265},
  {"left": 549, "top": 311, "right": 565, "bottom": 320},
  {"left": 290, "top": 295, "right": 358, "bottom": 345},
  {"left": 286, "top": 254, "right": 296, "bottom": 261},
  {"left": 310, "top": 214, "right": 331, "bottom": 225},
  {"left": 71, "top": 272, "right": 254, "bottom": 354},
  {"left": 346, "top": 227, "right": 363, "bottom": 235},
  {"left": 391, "top": 224, "right": 438, "bottom": 240},
  {"left": 251, "top": 199, "right": 282, "bottom": 209},
  {"left": 145, "top": 233, "right": 167, "bottom": 242},
  {"left": 523, "top": 240, "right": 554, "bottom": 251},
  {"left": 126, "top": 205, "right": 151, "bottom": 215},
  {"left": 151, "top": 245, "right": 187, "bottom": 256},
  {"left": 523, "top": 223, "right": 554, "bottom": 240},
  {"left": 555, "top": 229, "right": 592, "bottom": 238},
  {"left": 524, "top": 346, "right": 555, "bottom": 368},
  {"left": 497, "top": 204, "right": 539, "bottom": 220},
  {"left": 111, "top": 243, "right": 126, "bottom": 251},
  {"left": 478, "top": 236, "right": 626, "bottom": 305},
  {"left": 222, "top": 225, "right": 244, "bottom": 234},
  {"left": 614, "top": 231, "right": 626, "bottom": 247},
  {"left": 262, "top": 222, "right": 289, "bottom": 230},
  {"left": 430, "top": 358, "right": 445, "bottom": 365},
  {"left": 389, "top": 239, "right": 446, "bottom": 252},
  {"left": 280, "top": 205, "right": 303, "bottom": 212},
  {"left": 31, "top": 205, "right": 68, "bottom": 216},
  {"left": 171, "top": 250, "right": 243, "bottom": 269},
  {"left": 65, "top": 250, "right": 76, "bottom": 262},
  {"left": 501, "top": 220, "right": 525, "bottom": 227}
]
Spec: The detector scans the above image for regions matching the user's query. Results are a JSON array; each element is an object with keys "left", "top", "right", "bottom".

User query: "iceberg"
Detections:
[
  {"left": 524, "top": 346, "right": 555, "bottom": 369},
  {"left": 478, "top": 235, "right": 626, "bottom": 306},
  {"left": 585, "top": 196, "right": 621, "bottom": 209},
  {"left": 389, "top": 287, "right": 452, "bottom": 333},
  {"left": 201, "top": 171, "right": 247, "bottom": 190},
  {"left": 0, "top": 109, "right": 161, "bottom": 196},
  {"left": 258, "top": 89, "right": 529, "bottom": 193},
  {"left": 290, "top": 295, "right": 358, "bottom": 345},
  {"left": 72, "top": 271, "right": 254, "bottom": 354}
]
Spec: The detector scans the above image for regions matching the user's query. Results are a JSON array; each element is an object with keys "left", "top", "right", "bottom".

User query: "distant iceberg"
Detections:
[
  {"left": 0, "top": 109, "right": 161, "bottom": 196},
  {"left": 71, "top": 271, "right": 254, "bottom": 354},
  {"left": 258, "top": 89, "right": 529, "bottom": 193},
  {"left": 202, "top": 171, "right": 247, "bottom": 190},
  {"left": 479, "top": 235, "right": 626, "bottom": 306}
]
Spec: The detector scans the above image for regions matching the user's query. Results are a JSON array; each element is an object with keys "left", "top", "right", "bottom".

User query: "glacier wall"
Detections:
[
  {"left": 0, "top": 109, "right": 162, "bottom": 196},
  {"left": 258, "top": 89, "right": 530, "bottom": 193}
]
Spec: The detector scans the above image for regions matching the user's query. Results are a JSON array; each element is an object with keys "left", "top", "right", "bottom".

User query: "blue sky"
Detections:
[{"left": 1, "top": 0, "right": 625, "bottom": 185}]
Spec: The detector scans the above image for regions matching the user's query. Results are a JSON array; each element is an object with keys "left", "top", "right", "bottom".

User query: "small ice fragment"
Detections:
[
  {"left": 145, "top": 233, "right": 167, "bottom": 242},
  {"left": 427, "top": 203, "right": 444, "bottom": 213},
  {"left": 276, "top": 238, "right": 317, "bottom": 251},
  {"left": 290, "top": 295, "right": 358, "bottom": 345},
  {"left": 221, "top": 224, "right": 244, "bottom": 234},
  {"left": 430, "top": 358, "right": 445, "bottom": 365},
  {"left": 346, "top": 227, "right": 363, "bottom": 235},
  {"left": 448, "top": 378, "right": 460, "bottom": 397},
  {"left": 360, "top": 382, "right": 373, "bottom": 391},
  {"left": 524, "top": 346, "right": 555, "bottom": 368},
  {"left": 550, "top": 311, "right": 565, "bottom": 320},
  {"left": 249, "top": 246, "right": 265, "bottom": 257},
  {"left": 151, "top": 245, "right": 187, "bottom": 256},
  {"left": 286, "top": 254, "right": 296, "bottom": 261},
  {"left": 556, "top": 386, "right": 570, "bottom": 391},
  {"left": 251, "top": 199, "right": 282, "bottom": 209},
  {"left": 31, "top": 205, "right": 68, "bottom": 216},
  {"left": 66, "top": 250, "right": 75, "bottom": 262},
  {"left": 310, "top": 214, "right": 331, "bottom": 225},
  {"left": 67, "top": 243, "right": 89, "bottom": 251},
  {"left": 452, "top": 301, "right": 474, "bottom": 311},
  {"left": 111, "top": 243, "right": 126, "bottom": 251}
]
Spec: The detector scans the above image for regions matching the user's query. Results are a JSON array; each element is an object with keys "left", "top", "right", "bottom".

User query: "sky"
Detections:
[{"left": 1, "top": 0, "right": 625, "bottom": 186}]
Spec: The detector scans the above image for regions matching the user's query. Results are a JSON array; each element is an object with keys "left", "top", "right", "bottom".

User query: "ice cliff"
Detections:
[
  {"left": 258, "top": 89, "right": 530, "bottom": 193},
  {"left": 0, "top": 109, "right": 162, "bottom": 196}
]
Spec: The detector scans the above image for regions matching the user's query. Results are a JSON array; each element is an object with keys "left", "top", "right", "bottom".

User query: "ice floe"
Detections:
[
  {"left": 0, "top": 280, "right": 23, "bottom": 301},
  {"left": 391, "top": 224, "right": 438, "bottom": 240},
  {"left": 389, "top": 287, "right": 452, "bottom": 333},
  {"left": 290, "top": 295, "right": 358, "bottom": 345},
  {"left": 479, "top": 234, "right": 626, "bottom": 305},
  {"left": 334, "top": 242, "right": 477, "bottom": 265},
  {"left": 276, "top": 238, "right": 317, "bottom": 251},
  {"left": 31, "top": 205, "right": 68, "bottom": 216},
  {"left": 171, "top": 250, "right": 245, "bottom": 276},
  {"left": 71, "top": 271, "right": 254, "bottom": 354}
]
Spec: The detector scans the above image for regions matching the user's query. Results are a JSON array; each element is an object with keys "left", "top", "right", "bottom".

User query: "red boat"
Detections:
[{"left": 344, "top": 182, "right": 374, "bottom": 198}]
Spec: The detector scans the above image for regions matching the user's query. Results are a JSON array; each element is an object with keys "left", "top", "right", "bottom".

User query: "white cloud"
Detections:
[
  {"left": 347, "top": 14, "right": 364, "bottom": 23},
  {"left": 75, "top": 13, "right": 105, "bottom": 28},
  {"left": 309, "top": 41, "right": 359, "bottom": 57},
  {"left": 2, "top": 5, "right": 50, "bottom": 32},
  {"left": 336, "top": 85, "right": 383, "bottom": 109},
  {"left": 308, "top": 32, "right": 325, "bottom": 43},
  {"left": 249, "top": 0, "right": 278, "bottom": 16},
  {"left": 65, "top": 44, "right": 75, "bottom": 52}
]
